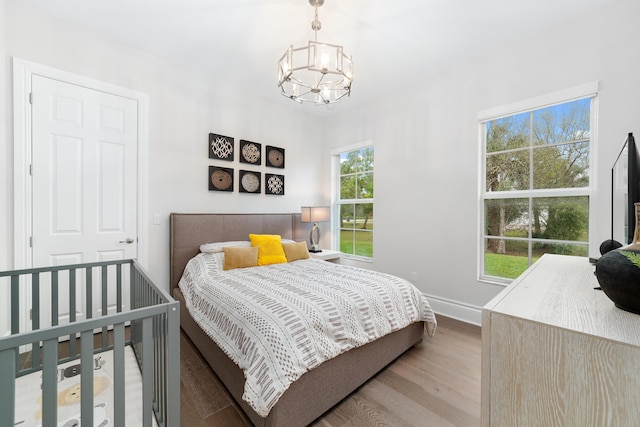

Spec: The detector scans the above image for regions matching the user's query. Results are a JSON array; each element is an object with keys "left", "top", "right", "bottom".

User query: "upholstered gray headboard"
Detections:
[{"left": 169, "top": 213, "right": 301, "bottom": 293}]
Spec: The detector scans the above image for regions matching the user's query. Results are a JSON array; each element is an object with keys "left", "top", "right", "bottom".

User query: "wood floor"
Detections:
[{"left": 180, "top": 315, "right": 481, "bottom": 427}]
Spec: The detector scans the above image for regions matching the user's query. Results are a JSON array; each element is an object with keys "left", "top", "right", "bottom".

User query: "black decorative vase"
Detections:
[{"left": 595, "top": 202, "right": 640, "bottom": 314}]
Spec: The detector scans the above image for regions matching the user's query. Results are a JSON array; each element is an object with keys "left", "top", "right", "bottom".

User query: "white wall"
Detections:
[
  {"left": 0, "top": 0, "right": 9, "bottom": 335},
  {"left": 3, "top": 2, "right": 328, "bottom": 291},
  {"left": 3, "top": 1, "right": 639, "bottom": 326},
  {"left": 0, "top": 0, "right": 8, "bottom": 271},
  {"left": 323, "top": 0, "right": 640, "bottom": 324}
]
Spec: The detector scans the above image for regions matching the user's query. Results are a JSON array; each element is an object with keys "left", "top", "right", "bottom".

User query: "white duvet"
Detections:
[{"left": 178, "top": 253, "right": 437, "bottom": 417}]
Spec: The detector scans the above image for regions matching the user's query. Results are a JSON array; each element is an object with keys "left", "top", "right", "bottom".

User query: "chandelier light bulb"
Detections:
[{"left": 320, "top": 50, "right": 329, "bottom": 70}]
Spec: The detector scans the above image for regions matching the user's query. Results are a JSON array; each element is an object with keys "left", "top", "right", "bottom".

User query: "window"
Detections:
[
  {"left": 480, "top": 90, "right": 595, "bottom": 282},
  {"left": 335, "top": 145, "right": 374, "bottom": 259}
]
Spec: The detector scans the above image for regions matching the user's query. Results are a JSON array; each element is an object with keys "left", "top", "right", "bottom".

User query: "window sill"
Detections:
[
  {"left": 342, "top": 254, "right": 373, "bottom": 263},
  {"left": 478, "top": 275, "right": 512, "bottom": 287}
]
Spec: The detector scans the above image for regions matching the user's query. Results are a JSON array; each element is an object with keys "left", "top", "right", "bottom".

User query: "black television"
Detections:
[{"left": 612, "top": 132, "right": 640, "bottom": 245}]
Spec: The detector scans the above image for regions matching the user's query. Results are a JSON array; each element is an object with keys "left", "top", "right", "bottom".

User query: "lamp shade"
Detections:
[{"left": 301, "top": 206, "right": 330, "bottom": 223}]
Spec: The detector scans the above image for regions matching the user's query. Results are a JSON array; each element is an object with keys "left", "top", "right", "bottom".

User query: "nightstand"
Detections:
[{"left": 309, "top": 249, "right": 342, "bottom": 264}]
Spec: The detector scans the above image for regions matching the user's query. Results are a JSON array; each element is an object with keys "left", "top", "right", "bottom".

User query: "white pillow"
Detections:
[{"left": 199, "top": 241, "right": 251, "bottom": 253}]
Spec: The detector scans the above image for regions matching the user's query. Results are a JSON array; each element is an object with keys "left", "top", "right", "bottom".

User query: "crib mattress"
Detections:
[{"left": 14, "top": 345, "right": 155, "bottom": 427}]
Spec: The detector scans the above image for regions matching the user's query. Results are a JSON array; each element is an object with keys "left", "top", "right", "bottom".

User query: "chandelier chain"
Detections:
[{"left": 311, "top": 4, "right": 321, "bottom": 39}]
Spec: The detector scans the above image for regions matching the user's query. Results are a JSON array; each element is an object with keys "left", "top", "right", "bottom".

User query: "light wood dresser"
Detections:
[{"left": 482, "top": 254, "right": 640, "bottom": 426}]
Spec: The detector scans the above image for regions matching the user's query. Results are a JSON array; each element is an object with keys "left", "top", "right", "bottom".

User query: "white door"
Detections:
[{"left": 31, "top": 75, "right": 138, "bottom": 324}]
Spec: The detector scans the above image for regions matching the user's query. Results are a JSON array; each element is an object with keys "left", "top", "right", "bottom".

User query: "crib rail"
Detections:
[{"left": 0, "top": 260, "right": 180, "bottom": 427}]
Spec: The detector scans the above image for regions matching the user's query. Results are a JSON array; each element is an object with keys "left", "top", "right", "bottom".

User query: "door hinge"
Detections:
[
  {"left": 29, "top": 164, "right": 33, "bottom": 176},
  {"left": 29, "top": 236, "right": 33, "bottom": 248},
  {"left": 29, "top": 308, "right": 32, "bottom": 320},
  {"left": 29, "top": 92, "right": 33, "bottom": 104}
]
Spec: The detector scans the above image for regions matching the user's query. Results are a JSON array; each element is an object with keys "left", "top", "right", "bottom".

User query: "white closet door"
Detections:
[{"left": 31, "top": 75, "right": 138, "bottom": 324}]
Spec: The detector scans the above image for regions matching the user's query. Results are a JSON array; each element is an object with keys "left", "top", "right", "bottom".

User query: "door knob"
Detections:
[{"left": 119, "top": 238, "right": 134, "bottom": 244}]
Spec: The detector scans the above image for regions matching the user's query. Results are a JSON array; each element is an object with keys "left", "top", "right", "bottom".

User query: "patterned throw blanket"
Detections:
[{"left": 179, "top": 253, "right": 437, "bottom": 417}]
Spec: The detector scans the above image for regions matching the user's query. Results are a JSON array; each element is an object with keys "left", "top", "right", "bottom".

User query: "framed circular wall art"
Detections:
[
  {"left": 240, "top": 140, "right": 262, "bottom": 165},
  {"left": 266, "top": 146, "right": 285, "bottom": 168},
  {"left": 265, "top": 173, "right": 285, "bottom": 195},
  {"left": 239, "top": 170, "right": 261, "bottom": 194},
  {"left": 208, "top": 166, "right": 234, "bottom": 192},
  {"left": 208, "top": 133, "right": 234, "bottom": 161}
]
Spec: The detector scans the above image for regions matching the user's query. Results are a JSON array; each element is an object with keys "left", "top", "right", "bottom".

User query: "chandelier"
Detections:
[{"left": 277, "top": 0, "right": 353, "bottom": 105}]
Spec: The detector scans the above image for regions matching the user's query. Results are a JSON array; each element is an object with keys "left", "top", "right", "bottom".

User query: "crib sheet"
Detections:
[{"left": 14, "top": 345, "right": 156, "bottom": 427}]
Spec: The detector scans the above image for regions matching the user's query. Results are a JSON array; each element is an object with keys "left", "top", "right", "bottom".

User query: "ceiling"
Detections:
[{"left": 17, "top": 0, "right": 617, "bottom": 116}]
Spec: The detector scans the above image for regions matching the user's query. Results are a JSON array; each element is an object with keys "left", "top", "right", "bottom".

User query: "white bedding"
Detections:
[{"left": 178, "top": 253, "right": 437, "bottom": 417}]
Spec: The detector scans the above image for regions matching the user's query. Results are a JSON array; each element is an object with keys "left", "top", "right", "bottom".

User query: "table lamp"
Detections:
[{"left": 301, "top": 206, "right": 330, "bottom": 252}]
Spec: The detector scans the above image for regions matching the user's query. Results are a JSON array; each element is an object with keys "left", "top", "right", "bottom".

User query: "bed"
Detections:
[
  {"left": 170, "top": 212, "right": 437, "bottom": 427},
  {"left": 0, "top": 259, "right": 180, "bottom": 427}
]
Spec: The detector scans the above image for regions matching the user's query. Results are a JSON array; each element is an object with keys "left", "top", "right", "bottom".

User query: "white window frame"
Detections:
[
  {"left": 478, "top": 82, "right": 599, "bottom": 285},
  {"left": 331, "top": 140, "right": 374, "bottom": 262}
]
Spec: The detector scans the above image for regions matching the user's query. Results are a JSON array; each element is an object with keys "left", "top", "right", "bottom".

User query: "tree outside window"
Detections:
[
  {"left": 337, "top": 146, "right": 373, "bottom": 258},
  {"left": 482, "top": 97, "right": 592, "bottom": 281}
]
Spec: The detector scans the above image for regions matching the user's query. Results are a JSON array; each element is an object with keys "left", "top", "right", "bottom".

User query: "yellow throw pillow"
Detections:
[
  {"left": 223, "top": 246, "right": 259, "bottom": 270},
  {"left": 249, "top": 234, "right": 288, "bottom": 266},
  {"left": 282, "top": 241, "right": 310, "bottom": 262}
]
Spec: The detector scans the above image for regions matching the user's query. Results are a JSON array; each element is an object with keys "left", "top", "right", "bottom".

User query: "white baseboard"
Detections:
[{"left": 424, "top": 293, "right": 482, "bottom": 326}]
